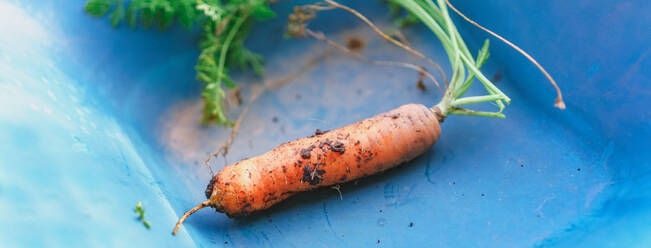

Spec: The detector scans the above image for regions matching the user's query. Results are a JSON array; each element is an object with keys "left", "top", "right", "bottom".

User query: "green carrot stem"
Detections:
[
  {"left": 450, "top": 94, "right": 504, "bottom": 107},
  {"left": 448, "top": 107, "right": 506, "bottom": 118}
]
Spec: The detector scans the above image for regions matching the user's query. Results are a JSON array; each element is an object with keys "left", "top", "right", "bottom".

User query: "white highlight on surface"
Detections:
[
  {"left": 0, "top": 1, "right": 47, "bottom": 45},
  {"left": 48, "top": 90, "right": 57, "bottom": 101},
  {"left": 29, "top": 103, "right": 39, "bottom": 111}
]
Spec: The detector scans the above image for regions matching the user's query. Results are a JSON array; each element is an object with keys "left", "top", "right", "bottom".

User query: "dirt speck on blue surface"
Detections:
[
  {"left": 417, "top": 79, "right": 426, "bottom": 91},
  {"left": 492, "top": 70, "right": 503, "bottom": 83},
  {"left": 345, "top": 36, "right": 365, "bottom": 51},
  {"left": 409, "top": 222, "right": 414, "bottom": 227}
]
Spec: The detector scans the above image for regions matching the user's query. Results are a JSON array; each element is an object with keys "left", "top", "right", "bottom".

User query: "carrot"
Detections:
[
  {"left": 173, "top": 104, "right": 441, "bottom": 234},
  {"left": 172, "top": 0, "right": 565, "bottom": 235}
]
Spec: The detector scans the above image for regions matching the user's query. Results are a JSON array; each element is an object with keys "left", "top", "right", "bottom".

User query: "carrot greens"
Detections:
[
  {"left": 85, "top": 0, "right": 563, "bottom": 125},
  {"left": 84, "top": 0, "right": 274, "bottom": 125},
  {"left": 134, "top": 201, "right": 151, "bottom": 229}
]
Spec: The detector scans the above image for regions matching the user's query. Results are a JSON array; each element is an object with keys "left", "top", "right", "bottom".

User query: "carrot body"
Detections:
[{"left": 205, "top": 103, "right": 441, "bottom": 217}]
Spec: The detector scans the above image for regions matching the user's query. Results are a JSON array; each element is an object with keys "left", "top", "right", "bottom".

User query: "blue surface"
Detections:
[{"left": 0, "top": 0, "right": 649, "bottom": 247}]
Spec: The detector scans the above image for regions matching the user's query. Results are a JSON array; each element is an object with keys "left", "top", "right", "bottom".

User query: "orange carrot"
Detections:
[{"left": 173, "top": 104, "right": 442, "bottom": 234}]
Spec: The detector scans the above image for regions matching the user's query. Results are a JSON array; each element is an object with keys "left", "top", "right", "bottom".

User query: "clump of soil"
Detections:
[{"left": 346, "top": 36, "right": 365, "bottom": 51}]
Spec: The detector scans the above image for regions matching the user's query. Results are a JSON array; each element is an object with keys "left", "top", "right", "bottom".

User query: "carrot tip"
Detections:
[
  {"left": 172, "top": 200, "right": 211, "bottom": 236},
  {"left": 554, "top": 98, "right": 566, "bottom": 110}
]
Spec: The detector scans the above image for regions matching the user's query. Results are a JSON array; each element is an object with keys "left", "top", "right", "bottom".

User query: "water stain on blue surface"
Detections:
[
  {"left": 425, "top": 150, "right": 454, "bottom": 184},
  {"left": 384, "top": 183, "right": 417, "bottom": 207},
  {"left": 377, "top": 218, "right": 386, "bottom": 226}
]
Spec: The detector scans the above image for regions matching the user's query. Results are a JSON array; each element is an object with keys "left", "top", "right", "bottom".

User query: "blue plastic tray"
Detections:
[{"left": 1, "top": 0, "right": 649, "bottom": 247}]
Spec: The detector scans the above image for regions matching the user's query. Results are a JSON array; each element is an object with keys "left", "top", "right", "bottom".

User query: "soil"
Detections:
[
  {"left": 330, "top": 141, "right": 345, "bottom": 154},
  {"left": 315, "top": 129, "right": 329, "bottom": 135},
  {"left": 301, "top": 164, "right": 325, "bottom": 185},
  {"left": 205, "top": 176, "right": 219, "bottom": 199},
  {"left": 300, "top": 145, "right": 315, "bottom": 159},
  {"left": 345, "top": 36, "right": 365, "bottom": 51},
  {"left": 417, "top": 80, "right": 426, "bottom": 91},
  {"left": 491, "top": 70, "right": 503, "bottom": 83}
]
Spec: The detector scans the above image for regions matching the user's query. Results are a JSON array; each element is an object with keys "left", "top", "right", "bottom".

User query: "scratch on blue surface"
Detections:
[
  {"left": 425, "top": 154, "right": 435, "bottom": 184},
  {"left": 584, "top": 181, "right": 612, "bottom": 209},
  {"left": 601, "top": 141, "right": 614, "bottom": 171},
  {"left": 260, "top": 231, "right": 272, "bottom": 247},
  {"left": 425, "top": 150, "right": 453, "bottom": 184},
  {"left": 270, "top": 223, "right": 296, "bottom": 248},
  {"left": 535, "top": 193, "right": 557, "bottom": 217},
  {"left": 616, "top": 46, "right": 650, "bottom": 86}
]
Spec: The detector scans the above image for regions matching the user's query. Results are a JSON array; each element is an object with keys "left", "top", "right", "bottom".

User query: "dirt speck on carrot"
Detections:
[
  {"left": 300, "top": 145, "right": 315, "bottom": 159},
  {"left": 315, "top": 129, "right": 329, "bottom": 136},
  {"left": 330, "top": 141, "right": 345, "bottom": 154},
  {"left": 302, "top": 164, "right": 326, "bottom": 185}
]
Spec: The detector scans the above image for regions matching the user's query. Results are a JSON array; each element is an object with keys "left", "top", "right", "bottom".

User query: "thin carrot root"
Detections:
[
  {"left": 172, "top": 200, "right": 211, "bottom": 235},
  {"left": 303, "top": 28, "right": 443, "bottom": 93}
]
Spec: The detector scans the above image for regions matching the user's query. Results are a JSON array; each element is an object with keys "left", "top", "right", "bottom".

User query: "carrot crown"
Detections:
[{"left": 392, "top": 0, "right": 564, "bottom": 118}]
